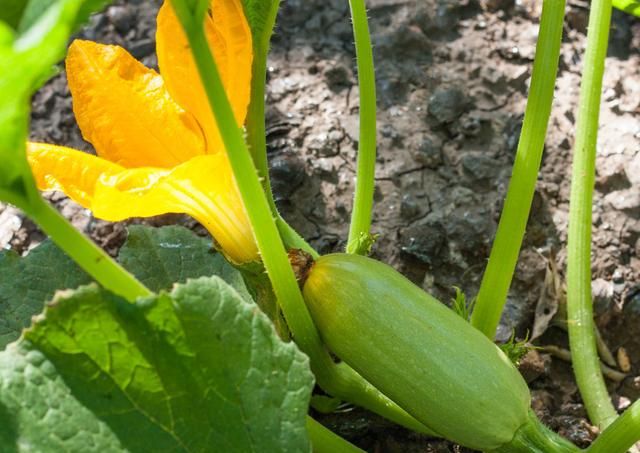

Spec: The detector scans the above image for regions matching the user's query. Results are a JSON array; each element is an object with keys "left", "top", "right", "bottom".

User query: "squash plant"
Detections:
[{"left": 0, "top": 0, "right": 639, "bottom": 451}]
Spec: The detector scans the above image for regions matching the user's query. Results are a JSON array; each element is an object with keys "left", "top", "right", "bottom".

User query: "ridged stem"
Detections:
[
  {"left": 24, "top": 196, "right": 151, "bottom": 301},
  {"left": 565, "top": 0, "right": 618, "bottom": 429},
  {"left": 587, "top": 399, "right": 640, "bottom": 453},
  {"left": 346, "top": 0, "right": 377, "bottom": 254},
  {"left": 470, "top": 0, "right": 566, "bottom": 338},
  {"left": 243, "top": 0, "right": 318, "bottom": 258},
  {"left": 491, "top": 411, "right": 580, "bottom": 453},
  {"left": 244, "top": 0, "right": 279, "bottom": 216}
]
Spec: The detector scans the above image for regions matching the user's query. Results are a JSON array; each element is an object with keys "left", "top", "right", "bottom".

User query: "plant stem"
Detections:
[
  {"left": 243, "top": 0, "right": 318, "bottom": 258},
  {"left": 346, "top": 0, "right": 377, "bottom": 255},
  {"left": 470, "top": 0, "right": 566, "bottom": 338},
  {"left": 25, "top": 196, "right": 151, "bottom": 301},
  {"left": 586, "top": 399, "right": 640, "bottom": 453},
  {"left": 170, "top": 0, "right": 431, "bottom": 434},
  {"left": 492, "top": 411, "right": 580, "bottom": 453},
  {"left": 276, "top": 217, "right": 319, "bottom": 258},
  {"left": 307, "top": 417, "right": 365, "bottom": 453},
  {"left": 245, "top": 1, "right": 279, "bottom": 216},
  {"left": 566, "top": 0, "right": 617, "bottom": 429}
]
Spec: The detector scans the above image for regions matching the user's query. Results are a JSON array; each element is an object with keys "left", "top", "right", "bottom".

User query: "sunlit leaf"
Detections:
[
  {"left": 0, "top": 278, "right": 313, "bottom": 452},
  {"left": 118, "top": 225, "right": 253, "bottom": 301},
  {"left": 0, "top": 240, "right": 90, "bottom": 349}
]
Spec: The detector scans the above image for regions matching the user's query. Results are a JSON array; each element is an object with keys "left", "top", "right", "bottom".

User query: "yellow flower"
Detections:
[{"left": 27, "top": 0, "right": 259, "bottom": 264}]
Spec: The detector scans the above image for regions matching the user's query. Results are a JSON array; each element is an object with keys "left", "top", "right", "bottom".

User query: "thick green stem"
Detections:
[
  {"left": 170, "top": 0, "right": 430, "bottom": 434},
  {"left": 243, "top": 1, "right": 318, "bottom": 258},
  {"left": 307, "top": 417, "right": 365, "bottom": 453},
  {"left": 25, "top": 197, "right": 151, "bottom": 301},
  {"left": 346, "top": 0, "right": 377, "bottom": 255},
  {"left": 491, "top": 411, "right": 579, "bottom": 453},
  {"left": 587, "top": 399, "right": 640, "bottom": 453},
  {"left": 470, "top": 0, "right": 566, "bottom": 338},
  {"left": 245, "top": 3, "right": 278, "bottom": 216},
  {"left": 566, "top": 0, "right": 617, "bottom": 429}
]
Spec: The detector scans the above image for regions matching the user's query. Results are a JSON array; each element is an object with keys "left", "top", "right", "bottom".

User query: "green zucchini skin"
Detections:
[{"left": 302, "top": 253, "right": 531, "bottom": 451}]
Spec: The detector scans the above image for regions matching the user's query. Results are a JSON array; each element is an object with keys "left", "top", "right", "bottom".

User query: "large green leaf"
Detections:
[
  {"left": 118, "top": 225, "right": 252, "bottom": 302},
  {"left": 0, "top": 240, "right": 90, "bottom": 349},
  {"left": 0, "top": 277, "right": 313, "bottom": 452},
  {"left": 0, "top": 225, "right": 252, "bottom": 349}
]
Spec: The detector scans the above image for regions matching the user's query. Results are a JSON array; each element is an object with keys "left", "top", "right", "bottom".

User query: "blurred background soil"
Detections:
[{"left": 1, "top": 0, "right": 639, "bottom": 450}]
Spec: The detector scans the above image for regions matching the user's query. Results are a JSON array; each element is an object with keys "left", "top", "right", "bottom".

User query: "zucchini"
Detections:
[{"left": 302, "top": 253, "right": 578, "bottom": 452}]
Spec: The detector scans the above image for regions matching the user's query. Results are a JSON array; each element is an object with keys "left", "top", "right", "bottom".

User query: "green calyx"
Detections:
[{"left": 491, "top": 411, "right": 580, "bottom": 453}]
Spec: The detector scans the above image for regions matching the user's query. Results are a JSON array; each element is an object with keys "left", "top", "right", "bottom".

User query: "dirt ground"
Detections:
[{"left": 1, "top": 0, "right": 639, "bottom": 450}]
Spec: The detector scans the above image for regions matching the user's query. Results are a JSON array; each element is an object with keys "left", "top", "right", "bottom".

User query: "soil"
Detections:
[{"left": 1, "top": 0, "right": 639, "bottom": 451}]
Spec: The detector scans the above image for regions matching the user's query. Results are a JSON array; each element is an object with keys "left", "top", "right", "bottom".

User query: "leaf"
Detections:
[
  {"left": 118, "top": 225, "right": 253, "bottom": 302},
  {"left": 18, "top": 0, "right": 112, "bottom": 32},
  {"left": 612, "top": 0, "right": 640, "bottom": 17},
  {"left": 0, "top": 240, "right": 90, "bottom": 349},
  {"left": 0, "top": 277, "right": 314, "bottom": 452},
  {"left": 0, "top": 225, "right": 251, "bottom": 349},
  {"left": 450, "top": 286, "right": 474, "bottom": 322},
  {"left": 0, "top": 0, "right": 112, "bottom": 207},
  {"left": 0, "top": 0, "right": 27, "bottom": 29}
]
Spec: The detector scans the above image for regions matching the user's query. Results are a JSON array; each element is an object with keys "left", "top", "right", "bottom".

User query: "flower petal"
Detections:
[
  {"left": 27, "top": 142, "right": 125, "bottom": 208},
  {"left": 27, "top": 143, "right": 258, "bottom": 264},
  {"left": 156, "top": 0, "right": 252, "bottom": 152},
  {"left": 66, "top": 40, "right": 206, "bottom": 168}
]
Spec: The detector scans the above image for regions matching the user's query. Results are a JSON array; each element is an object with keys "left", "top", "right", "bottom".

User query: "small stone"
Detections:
[
  {"left": 595, "top": 163, "right": 631, "bottom": 193},
  {"left": 107, "top": 5, "right": 136, "bottom": 34},
  {"left": 518, "top": 350, "right": 549, "bottom": 383},
  {"left": 323, "top": 64, "right": 351, "bottom": 91},
  {"left": 604, "top": 189, "right": 640, "bottom": 214},
  {"left": 461, "top": 153, "right": 499, "bottom": 181},
  {"left": 307, "top": 131, "right": 341, "bottom": 157},
  {"left": 129, "top": 39, "right": 156, "bottom": 59},
  {"left": 409, "top": 133, "right": 442, "bottom": 168},
  {"left": 458, "top": 114, "right": 483, "bottom": 137},
  {"left": 376, "top": 24, "right": 431, "bottom": 59},
  {"left": 269, "top": 153, "right": 306, "bottom": 202},
  {"left": 400, "top": 219, "right": 447, "bottom": 265},
  {"left": 427, "top": 87, "right": 470, "bottom": 125},
  {"left": 447, "top": 204, "right": 494, "bottom": 256},
  {"left": 400, "top": 194, "right": 422, "bottom": 220}
]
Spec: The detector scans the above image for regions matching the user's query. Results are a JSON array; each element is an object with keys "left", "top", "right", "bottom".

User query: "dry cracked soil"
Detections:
[{"left": 1, "top": 0, "right": 639, "bottom": 451}]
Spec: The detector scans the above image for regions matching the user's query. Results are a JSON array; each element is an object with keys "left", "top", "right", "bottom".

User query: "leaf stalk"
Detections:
[
  {"left": 566, "top": 0, "right": 617, "bottom": 429},
  {"left": 346, "top": 0, "right": 377, "bottom": 255},
  {"left": 470, "top": 0, "right": 566, "bottom": 338}
]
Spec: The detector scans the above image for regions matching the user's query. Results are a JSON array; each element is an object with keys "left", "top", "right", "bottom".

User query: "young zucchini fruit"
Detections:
[{"left": 302, "top": 253, "right": 579, "bottom": 452}]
